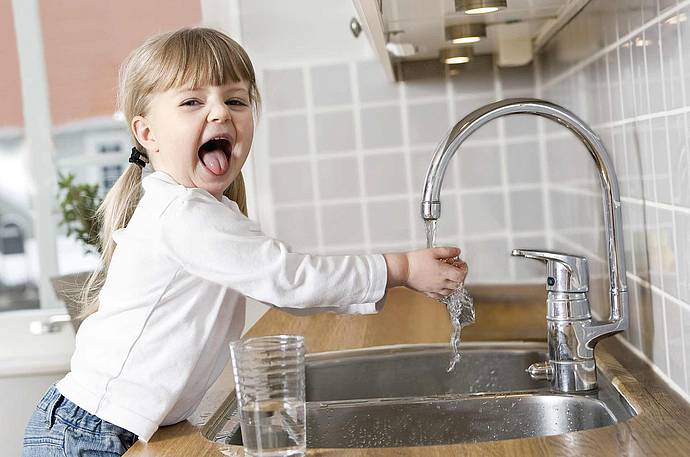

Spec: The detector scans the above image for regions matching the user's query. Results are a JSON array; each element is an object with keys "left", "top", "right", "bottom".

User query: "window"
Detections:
[
  {"left": 102, "top": 164, "right": 123, "bottom": 191},
  {"left": 0, "top": 222, "right": 25, "bottom": 255},
  {"left": 97, "top": 142, "right": 123, "bottom": 154}
]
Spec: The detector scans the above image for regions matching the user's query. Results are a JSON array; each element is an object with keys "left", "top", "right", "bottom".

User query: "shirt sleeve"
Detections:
[{"left": 158, "top": 192, "right": 388, "bottom": 313}]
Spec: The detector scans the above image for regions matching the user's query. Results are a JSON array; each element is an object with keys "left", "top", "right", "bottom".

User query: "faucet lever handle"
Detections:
[{"left": 511, "top": 249, "right": 589, "bottom": 293}]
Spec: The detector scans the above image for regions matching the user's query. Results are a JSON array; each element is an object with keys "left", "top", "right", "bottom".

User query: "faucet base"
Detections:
[
  {"left": 527, "top": 361, "right": 553, "bottom": 381},
  {"left": 528, "top": 360, "right": 597, "bottom": 393},
  {"left": 552, "top": 359, "right": 598, "bottom": 393}
]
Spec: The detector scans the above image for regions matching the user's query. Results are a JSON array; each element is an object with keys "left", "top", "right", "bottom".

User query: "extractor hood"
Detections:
[{"left": 352, "top": 0, "right": 589, "bottom": 81}]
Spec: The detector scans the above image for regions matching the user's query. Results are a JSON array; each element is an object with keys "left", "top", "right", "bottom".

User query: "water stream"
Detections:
[{"left": 425, "top": 220, "right": 475, "bottom": 372}]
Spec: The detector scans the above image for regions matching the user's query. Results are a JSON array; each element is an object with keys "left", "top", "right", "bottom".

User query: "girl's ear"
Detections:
[{"left": 132, "top": 115, "right": 157, "bottom": 153}]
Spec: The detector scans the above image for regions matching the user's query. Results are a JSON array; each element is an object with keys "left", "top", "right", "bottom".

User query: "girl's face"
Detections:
[{"left": 132, "top": 81, "right": 254, "bottom": 201}]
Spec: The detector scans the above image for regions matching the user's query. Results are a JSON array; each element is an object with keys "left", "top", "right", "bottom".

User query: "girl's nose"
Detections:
[{"left": 207, "top": 102, "right": 231, "bottom": 123}]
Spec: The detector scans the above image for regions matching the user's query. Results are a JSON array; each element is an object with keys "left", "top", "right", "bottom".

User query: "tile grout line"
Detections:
[
  {"left": 398, "top": 79, "right": 417, "bottom": 252},
  {"left": 640, "top": 14, "right": 665, "bottom": 337},
  {"left": 641, "top": 1, "right": 670, "bottom": 380},
  {"left": 272, "top": 183, "right": 544, "bottom": 209},
  {"left": 534, "top": 56, "right": 554, "bottom": 252},
  {"left": 302, "top": 66, "right": 325, "bottom": 254},
  {"left": 607, "top": 13, "right": 651, "bottom": 352},
  {"left": 547, "top": 182, "right": 690, "bottom": 215},
  {"left": 267, "top": 135, "right": 540, "bottom": 164},
  {"left": 612, "top": 15, "right": 646, "bottom": 350},
  {"left": 654, "top": 0, "right": 675, "bottom": 378},
  {"left": 314, "top": 228, "right": 548, "bottom": 250},
  {"left": 493, "top": 63, "right": 516, "bottom": 280},
  {"left": 349, "top": 61, "right": 373, "bottom": 255},
  {"left": 529, "top": 104, "right": 690, "bottom": 136},
  {"left": 268, "top": 94, "right": 550, "bottom": 118},
  {"left": 447, "top": 69, "right": 467, "bottom": 254},
  {"left": 674, "top": 14, "right": 690, "bottom": 393}
]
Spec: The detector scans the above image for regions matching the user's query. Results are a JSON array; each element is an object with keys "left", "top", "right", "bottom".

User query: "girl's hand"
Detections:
[{"left": 384, "top": 247, "right": 468, "bottom": 300}]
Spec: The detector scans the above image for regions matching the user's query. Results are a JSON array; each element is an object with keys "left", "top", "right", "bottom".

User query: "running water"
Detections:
[
  {"left": 441, "top": 283, "right": 475, "bottom": 372},
  {"left": 424, "top": 219, "right": 438, "bottom": 248},
  {"left": 425, "top": 220, "right": 475, "bottom": 372}
]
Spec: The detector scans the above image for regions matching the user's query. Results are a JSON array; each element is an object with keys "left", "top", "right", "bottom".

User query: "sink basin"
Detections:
[
  {"left": 305, "top": 392, "right": 623, "bottom": 448},
  {"left": 210, "top": 342, "right": 636, "bottom": 448},
  {"left": 305, "top": 342, "right": 549, "bottom": 401}
]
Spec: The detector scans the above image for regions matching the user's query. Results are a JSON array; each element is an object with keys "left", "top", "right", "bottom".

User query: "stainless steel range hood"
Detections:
[{"left": 352, "top": 0, "right": 590, "bottom": 82}]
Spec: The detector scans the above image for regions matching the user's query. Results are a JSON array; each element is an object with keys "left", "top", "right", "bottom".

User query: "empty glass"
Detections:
[{"left": 230, "top": 335, "right": 306, "bottom": 457}]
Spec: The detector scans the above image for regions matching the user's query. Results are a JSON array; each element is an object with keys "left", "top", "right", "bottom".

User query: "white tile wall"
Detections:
[
  {"left": 310, "top": 64, "right": 352, "bottom": 107},
  {"left": 539, "top": 0, "right": 690, "bottom": 399},
  {"left": 268, "top": 115, "right": 309, "bottom": 157},
  {"left": 263, "top": 68, "right": 305, "bottom": 111},
  {"left": 317, "top": 156, "right": 360, "bottom": 200},
  {"left": 260, "top": 57, "right": 541, "bottom": 283},
  {"left": 360, "top": 105, "right": 403, "bottom": 149},
  {"left": 314, "top": 110, "right": 355, "bottom": 153},
  {"left": 253, "top": 0, "right": 690, "bottom": 404}
]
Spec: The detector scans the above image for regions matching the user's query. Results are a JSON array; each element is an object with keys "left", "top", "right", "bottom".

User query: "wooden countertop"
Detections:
[{"left": 124, "top": 286, "right": 690, "bottom": 456}]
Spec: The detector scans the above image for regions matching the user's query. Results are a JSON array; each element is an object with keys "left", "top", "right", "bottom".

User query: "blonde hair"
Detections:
[{"left": 79, "top": 27, "right": 260, "bottom": 319}]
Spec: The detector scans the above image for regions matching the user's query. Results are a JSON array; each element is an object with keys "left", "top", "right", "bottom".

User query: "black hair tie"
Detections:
[{"left": 128, "top": 147, "right": 148, "bottom": 168}]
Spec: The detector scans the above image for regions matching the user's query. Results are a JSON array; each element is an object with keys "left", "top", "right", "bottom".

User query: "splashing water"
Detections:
[
  {"left": 440, "top": 283, "right": 475, "bottom": 372},
  {"left": 425, "top": 220, "right": 475, "bottom": 372}
]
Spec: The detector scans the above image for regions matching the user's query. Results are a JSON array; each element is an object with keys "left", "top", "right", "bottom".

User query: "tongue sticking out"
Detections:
[{"left": 200, "top": 149, "right": 229, "bottom": 176}]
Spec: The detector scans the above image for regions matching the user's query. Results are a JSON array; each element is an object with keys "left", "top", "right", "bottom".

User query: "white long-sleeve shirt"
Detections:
[{"left": 56, "top": 171, "right": 388, "bottom": 442}]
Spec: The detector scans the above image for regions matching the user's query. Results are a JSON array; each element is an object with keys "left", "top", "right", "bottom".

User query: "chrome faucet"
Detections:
[{"left": 421, "top": 98, "right": 628, "bottom": 393}]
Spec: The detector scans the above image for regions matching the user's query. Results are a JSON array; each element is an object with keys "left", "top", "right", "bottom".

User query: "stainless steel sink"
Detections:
[
  {"left": 305, "top": 392, "right": 624, "bottom": 448},
  {"left": 210, "top": 343, "right": 636, "bottom": 448},
  {"left": 305, "top": 342, "right": 548, "bottom": 401}
]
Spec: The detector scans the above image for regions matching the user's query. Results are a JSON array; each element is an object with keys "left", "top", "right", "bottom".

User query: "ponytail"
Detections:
[
  {"left": 77, "top": 163, "right": 144, "bottom": 319},
  {"left": 78, "top": 165, "right": 248, "bottom": 318},
  {"left": 225, "top": 171, "right": 248, "bottom": 217},
  {"left": 78, "top": 27, "right": 258, "bottom": 319}
]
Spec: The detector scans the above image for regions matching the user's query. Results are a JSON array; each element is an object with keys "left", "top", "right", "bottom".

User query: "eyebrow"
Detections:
[{"left": 174, "top": 86, "right": 249, "bottom": 96}]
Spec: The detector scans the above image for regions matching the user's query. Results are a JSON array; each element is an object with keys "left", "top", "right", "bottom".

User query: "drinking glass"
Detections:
[{"left": 230, "top": 335, "right": 306, "bottom": 457}]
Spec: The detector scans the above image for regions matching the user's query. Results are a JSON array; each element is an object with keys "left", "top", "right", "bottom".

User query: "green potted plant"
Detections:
[
  {"left": 51, "top": 173, "right": 103, "bottom": 329},
  {"left": 56, "top": 173, "right": 102, "bottom": 255}
]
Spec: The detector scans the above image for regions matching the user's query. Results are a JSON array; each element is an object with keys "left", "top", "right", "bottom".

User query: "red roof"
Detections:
[{"left": 0, "top": 0, "right": 202, "bottom": 129}]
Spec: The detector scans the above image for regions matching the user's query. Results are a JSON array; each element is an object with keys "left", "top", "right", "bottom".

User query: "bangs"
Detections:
[{"left": 149, "top": 28, "right": 258, "bottom": 104}]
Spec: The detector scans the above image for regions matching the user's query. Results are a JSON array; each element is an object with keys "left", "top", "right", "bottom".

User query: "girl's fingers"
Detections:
[
  {"left": 431, "top": 246, "right": 461, "bottom": 259},
  {"left": 426, "top": 292, "right": 444, "bottom": 300},
  {"left": 445, "top": 279, "right": 461, "bottom": 289},
  {"left": 450, "top": 260, "right": 468, "bottom": 273},
  {"left": 442, "top": 264, "right": 467, "bottom": 283}
]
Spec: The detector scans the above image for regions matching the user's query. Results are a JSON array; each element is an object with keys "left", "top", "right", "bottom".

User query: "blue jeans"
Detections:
[{"left": 22, "top": 385, "right": 138, "bottom": 457}]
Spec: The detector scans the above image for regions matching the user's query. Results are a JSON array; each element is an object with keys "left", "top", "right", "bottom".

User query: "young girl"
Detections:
[{"left": 22, "top": 27, "right": 468, "bottom": 456}]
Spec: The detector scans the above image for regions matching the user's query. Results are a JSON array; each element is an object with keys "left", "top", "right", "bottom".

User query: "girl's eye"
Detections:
[
  {"left": 181, "top": 99, "right": 201, "bottom": 106},
  {"left": 226, "top": 99, "right": 248, "bottom": 106}
]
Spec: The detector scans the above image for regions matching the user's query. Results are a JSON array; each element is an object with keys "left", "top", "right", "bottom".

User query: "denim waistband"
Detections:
[
  {"left": 37, "top": 385, "right": 64, "bottom": 428},
  {"left": 37, "top": 384, "right": 137, "bottom": 439},
  {"left": 37, "top": 385, "right": 62, "bottom": 411}
]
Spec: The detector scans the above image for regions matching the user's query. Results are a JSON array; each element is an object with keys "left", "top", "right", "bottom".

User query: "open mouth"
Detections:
[{"left": 198, "top": 138, "right": 232, "bottom": 176}]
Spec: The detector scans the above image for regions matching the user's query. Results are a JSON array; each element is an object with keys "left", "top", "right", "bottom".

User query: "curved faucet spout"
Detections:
[{"left": 421, "top": 98, "right": 627, "bottom": 344}]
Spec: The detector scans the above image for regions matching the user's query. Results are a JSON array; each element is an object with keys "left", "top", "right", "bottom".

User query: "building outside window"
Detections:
[
  {"left": 102, "top": 164, "right": 123, "bottom": 191},
  {"left": 97, "top": 141, "right": 122, "bottom": 154},
  {"left": 0, "top": 221, "right": 24, "bottom": 255}
]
